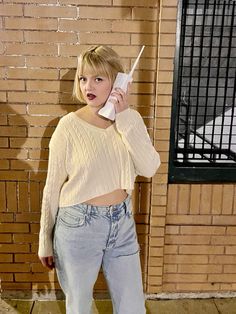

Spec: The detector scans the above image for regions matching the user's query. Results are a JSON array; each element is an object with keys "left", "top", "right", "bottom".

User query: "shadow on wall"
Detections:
[
  {"left": 0, "top": 81, "right": 77, "bottom": 300},
  {"left": 0, "top": 104, "right": 68, "bottom": 300},
  {"left": 34, "top": 70, "right": 79, "bottom": 300},
  {"left": 0, "top": 105, "right": 35, "bottom": 298}
]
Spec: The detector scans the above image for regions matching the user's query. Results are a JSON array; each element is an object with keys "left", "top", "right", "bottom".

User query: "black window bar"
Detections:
[{"left": 169, "top": 0, "right": 236, "bottom": 183}]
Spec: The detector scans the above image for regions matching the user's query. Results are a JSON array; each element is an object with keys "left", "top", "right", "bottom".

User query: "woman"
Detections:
[{"left": 38, "top": 45, "right": 160, "bottom": 314}]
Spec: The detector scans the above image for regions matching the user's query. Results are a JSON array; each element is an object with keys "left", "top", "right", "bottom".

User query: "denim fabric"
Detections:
[{"left": 53, "top": 195, "right": 146, "bottom": 314}]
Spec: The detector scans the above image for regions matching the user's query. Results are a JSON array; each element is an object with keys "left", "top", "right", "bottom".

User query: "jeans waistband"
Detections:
[{"left": 60, "top": 194, "right": 132, "bottom": 216}]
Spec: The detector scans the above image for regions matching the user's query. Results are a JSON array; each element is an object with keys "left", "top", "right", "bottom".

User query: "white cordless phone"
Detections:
[{"left": 98, "top": 45, "right": 145, "bottom": 121}]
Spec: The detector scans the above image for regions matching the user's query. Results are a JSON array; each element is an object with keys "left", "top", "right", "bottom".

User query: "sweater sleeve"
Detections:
[
  {"left": 115, "top": 108, "right": 161, "bottom": 178},
  {"left": 38, "top": 122, "right": 68, "bottom": 257}
]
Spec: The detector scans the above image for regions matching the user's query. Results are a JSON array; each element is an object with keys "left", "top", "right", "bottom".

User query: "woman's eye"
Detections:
[
  {"left": 95, "top": 77, "right": 103, "bottom": 82},
  {"left": 79, "top": 77, "right": 86, "bottom": 82}
]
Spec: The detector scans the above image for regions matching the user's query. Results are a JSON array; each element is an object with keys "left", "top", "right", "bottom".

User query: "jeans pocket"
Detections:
[{"left": 59, "top": 210, "right": 85, "bottom": 228}]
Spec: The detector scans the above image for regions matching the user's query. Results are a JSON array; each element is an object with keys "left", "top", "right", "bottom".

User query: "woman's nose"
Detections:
[{"left": 86, "top": 79, "right": 94, "bottom": 90}]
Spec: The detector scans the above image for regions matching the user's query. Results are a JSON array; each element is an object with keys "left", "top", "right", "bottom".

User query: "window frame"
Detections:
[{"left": 169, "top": 0, "right": 236, "bottom": 183}]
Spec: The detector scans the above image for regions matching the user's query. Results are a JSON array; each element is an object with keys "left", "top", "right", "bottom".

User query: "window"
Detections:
[{"left": 169, "top": 0, "right": 236, "bottom": 182}]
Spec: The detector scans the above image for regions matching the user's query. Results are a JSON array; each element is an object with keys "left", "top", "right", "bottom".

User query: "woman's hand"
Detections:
[
  {"left": 111, "top": 85, "right": 130, "bottom": 114},
  {"left": 39, "top": 256, "right": 55, "bottom": 270}
]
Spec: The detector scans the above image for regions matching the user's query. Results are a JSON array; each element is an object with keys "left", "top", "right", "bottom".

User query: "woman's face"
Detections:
[{"left": 79, "top": 66, "right": 112, "bottom": 110}]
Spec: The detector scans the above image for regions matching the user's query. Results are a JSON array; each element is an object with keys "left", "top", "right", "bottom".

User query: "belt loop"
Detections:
[
  {"left": 87, "top": 204, "right": 92, "bottom": 216},
  {"left": 109, "top": 205, "right": 113, "bottom": 217},
  {"left": 124, "top": 200, "right": 127, "bottom": 214}
]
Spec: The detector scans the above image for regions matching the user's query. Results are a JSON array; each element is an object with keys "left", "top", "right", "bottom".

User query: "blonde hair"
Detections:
[{"left": 72, "top": 45, "right": 124, "bottom": 103}]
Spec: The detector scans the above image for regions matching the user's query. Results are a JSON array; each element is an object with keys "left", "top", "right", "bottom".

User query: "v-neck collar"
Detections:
[{"left": 70, "top": 112, "right": 115, "bottom": 132}]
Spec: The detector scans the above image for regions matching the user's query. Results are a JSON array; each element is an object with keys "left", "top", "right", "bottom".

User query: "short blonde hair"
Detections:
[{"left": 72, "top": 45, "right": 124, "bottom": 103}]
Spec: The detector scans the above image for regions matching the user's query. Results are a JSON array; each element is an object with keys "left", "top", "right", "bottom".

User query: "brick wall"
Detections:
[
  {"left": 163, "top": 184, "right": 236, "bottom": 293},
  {"left": 0, "top": 0, "right": 159, "bottom": 294},
  {"left": 1, "top": 0, "right": 236, "bottom": 297},
  {"left": 147, "top": 0, "right": 236, "bottom": 294}
]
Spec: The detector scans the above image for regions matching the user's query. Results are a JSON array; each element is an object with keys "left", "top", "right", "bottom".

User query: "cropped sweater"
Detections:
[{"left": 38, "top": 108, "right": 161, "bottom": 257}]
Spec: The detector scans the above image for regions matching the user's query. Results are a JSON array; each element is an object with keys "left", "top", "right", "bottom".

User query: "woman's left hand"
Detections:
[{"left": 111, "top": 86, "right": 130, "bottom": 114}]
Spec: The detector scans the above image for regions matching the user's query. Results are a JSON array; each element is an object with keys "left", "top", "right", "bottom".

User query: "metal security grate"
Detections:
[{"left": 169, "top": 0, "right": 236, "bottom": 182}]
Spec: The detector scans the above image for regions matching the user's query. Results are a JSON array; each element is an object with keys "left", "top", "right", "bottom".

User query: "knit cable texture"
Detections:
[{"left": 38, "top": 108, "right": 160, "bottom": 257}]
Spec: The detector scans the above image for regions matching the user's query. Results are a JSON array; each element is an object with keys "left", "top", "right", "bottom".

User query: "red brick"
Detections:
[
  {"left": 0, "top": 148, "right": 27, "bottom": 159},
  {"left": 80, "top": 32, "right": 130, "bottom": 46},
  {"left": 8, "top": 92, "right": 58, "bottom": 104},
  {"left": 167, "top": 184, "right": 178, "bottom": 214},
  {"left": 0, "top": 254, "right": 13, "bottom": 262},
  {"left": 189, "top": 185, "right": 200, "bottom": 214},
  {"left": 79, "top": 6, "right": 131, "bottom": 19},
  {"left": 132, "top": 7, "right": 158, "bottom": 20},
  {"left": 212, "top": 185, "right": 223, "bottom": 214},
  {"left": 209, "top": 255, "right": 236, "bottom": 264},
  {"left": 0, "top": 104, "right": 27, "bottom": 114},
  {"left": 179, "top": 245, "right": 224, "bottom": 255},
  {"left": 0, "top": 170, "right": 28, "bottom": 181},
  {"left": 224, "top": 265, "right": 236, "bottom": 273},
  {"left": 1, "top": 282, "right": 31, "bottom": 290},
  {"left": 0, "top": 264, "right": 30, "bottom": 272},
  {"left": 0, "top": 160, "right": 9, "bottom": 169},
  {"left": 13, "top": 234, "right": 39, "bottom": 243},
  {"left": 222, "top": 185, "right": 234, "bottom": 214},
  {"left": 0, "top": 92, "right": 7, "bottom": 102},
  {"left": 113, "top": 0, "right": 157, "bottom": 6},
  {"left": 226, "top": 227, "right": 236, "bottom": 235},
  {"left": 0, "top": 56, "right": 25, "bottom": 66},
  {"left": 165, "top": 255, "right": 208, "bottom": 264},
  {"left": 208, "top": 274, "right": 236, "bottom": 283},
  {"left": 0, "top": 223, "right": 29, "bottom": 233},
  {"left": 15, "top": 213, "right": 40, "bottom": 222},
  {"left": 0, "top": 213, "right": 14, "bottom": 222},
  {"left": 0, "top": 273, "right": 14, "bottom": 281},
  {"left": 0, "top": 4, "right": 23, "bottom": 16},
  {"left": 0, "top": 244, "right": 29, "bottom": 253},
  {"left": 213, "top": 215, "right": 236, "bottom": 225},
  {"left": 112, "top": 20, "right": 156, "bottom": 33},
  {"left": 5, "top": 17, "right": 57, "bottom": 30},
  {"left": 0, "top": 182, "right": 6, "bottom": 211},
  {"left": 181, "top": 226, "right": 226, "bottom": 235},
  {"left": 175, "top": 283, "right": 220, "bottom": 292},
  {"left": 165, "top": 235, "right": 211, "bottom": 245},
  {"left": 200, "top": 184, "right": 212, "bottom": 214},
  {"left": 17, "top": 182, "right": 29, "bottom": 212},
  {"left": 178, "top": 185, "right": 190, "bottom": 214},
  {"left": 15, "top": 253, "right": 39, "bottom": 263},
  {"left": 211, "top": 236, "right": 236, "bottom": 245},
  {"left": 24, "top": 31, "right": 78, "bottom": 43},
  {"left": 0, "top": 126, "right": 26, "bottom": 137},
  {"left": 8, "top": 68, "right": 58, "bottom": 79},
  {"left": 24, "top": 5, "right": 77, "bottom": 18},
  {"left": 164, "top": 273, "right": 207, "bottom": 283},
  {"left": 26, "top": 56, "right": 75, "bottom": 68},
  {"left": 60, "top": 0, "right": 110, "bottom": 4},
  {"left": 178, "top": 264, "right": 222, "bottom": 274},
  {"left": 0, "top": 234, "right": 12, "bottom": 243},
  {"left": 15, "top": 272, "right": 56, "bottom": 282},
  {"left": 166, "top": 215, "right": 212, "bottom": 225}
]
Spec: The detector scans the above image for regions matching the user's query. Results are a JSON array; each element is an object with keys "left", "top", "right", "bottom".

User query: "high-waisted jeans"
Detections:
[{"left": 53, "top": 195, "right": 146, "bottom": 314}]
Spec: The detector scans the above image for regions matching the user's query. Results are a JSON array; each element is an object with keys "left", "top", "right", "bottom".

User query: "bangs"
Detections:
[{"left": 79, "top": 53, "right": 112, "bottom": 81}]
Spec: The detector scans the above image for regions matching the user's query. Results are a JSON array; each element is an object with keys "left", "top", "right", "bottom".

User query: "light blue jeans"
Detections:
[{"left": 53, "top": 195, "right": 146, "bottom": 314}]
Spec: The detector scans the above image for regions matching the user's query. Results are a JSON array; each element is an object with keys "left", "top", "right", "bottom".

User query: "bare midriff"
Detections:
[{"left": 84, "top": 189, "right": 128, "bottom": 206}]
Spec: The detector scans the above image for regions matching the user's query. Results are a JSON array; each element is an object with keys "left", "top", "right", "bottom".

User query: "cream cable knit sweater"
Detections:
[{"left": 38, "top": 108, "right": 160, "bottom": 257}]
